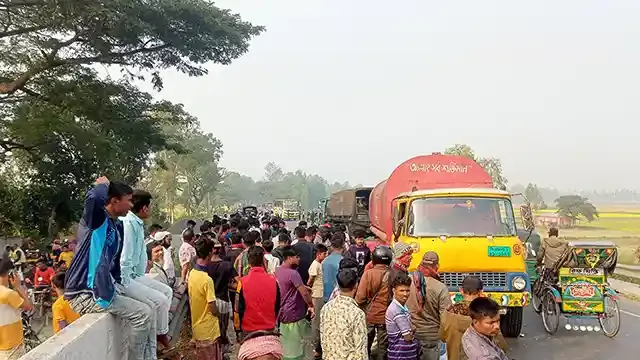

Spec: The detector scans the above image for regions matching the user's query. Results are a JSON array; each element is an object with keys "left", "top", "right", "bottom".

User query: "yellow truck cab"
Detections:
[
  {"left": 391, "top": 187, "right": 529, "bottom": 337},
  {"left": 368, "top": 153, "right": 532, "bottom": 337}
]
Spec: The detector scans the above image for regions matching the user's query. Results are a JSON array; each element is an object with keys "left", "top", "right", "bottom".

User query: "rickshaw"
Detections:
[{"left": 531, "top": 240, "right": 620, "bottom": 337}]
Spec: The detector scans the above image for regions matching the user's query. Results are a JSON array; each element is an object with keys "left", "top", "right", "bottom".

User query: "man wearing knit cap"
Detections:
[{"left": 411, "top": 251, "right": 451, "bottom": 360}]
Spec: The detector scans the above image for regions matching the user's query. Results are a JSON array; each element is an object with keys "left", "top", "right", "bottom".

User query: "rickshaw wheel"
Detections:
[
  {"left": 541, "top": 290, "right": 560, "bottom": 334},
  {"left": 599, "top": 295, "right": 621, "bottom": 338},
  {"left": 531, "top": 280, "right": 543, "bottom": 314}
]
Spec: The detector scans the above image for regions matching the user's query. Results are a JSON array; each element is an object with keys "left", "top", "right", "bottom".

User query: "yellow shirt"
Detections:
[
  {"left": 58, "top": 251, "right": 74, "bottom": 267},
  {"left": 0, "top": 285, "right": 24, "bottom": 350},
  {"left": 52, "top": 296, "right": 81, "bottom": 334},
  {"left": 187, "top": 269, "right": 220, "bottom": 341}
]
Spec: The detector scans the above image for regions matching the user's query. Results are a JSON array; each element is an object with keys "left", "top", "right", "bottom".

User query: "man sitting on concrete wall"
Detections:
[
  {"left": 64, "top": 177, "right": 153, "bottom": 360},
  {"left": 120, "top": 190, "right": 175, "bottom": 359}
]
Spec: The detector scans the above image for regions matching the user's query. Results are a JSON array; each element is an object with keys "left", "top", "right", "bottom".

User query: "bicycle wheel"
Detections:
[
  {"left": 599, "top": 295, "right": 621, "bottom": 338},
  {"left": 541, "top": 290, "right": 560, "bottom": 334},
  {"left": 531, "top": 280, "right": 542, "bottom": 313}
]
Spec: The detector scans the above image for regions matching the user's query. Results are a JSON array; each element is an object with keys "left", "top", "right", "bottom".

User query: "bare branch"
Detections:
[
  {"left": 67, "top": 42, "right": 172, "bottom": 65},
  {"left": 0, "top": 24, "right": 49, "bottom": 38},
  {"left": 0, "top": 41, "right": 171, "bottom": 94}
]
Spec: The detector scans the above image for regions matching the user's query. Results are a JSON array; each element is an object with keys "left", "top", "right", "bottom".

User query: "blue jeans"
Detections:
[{"left": 107, "top": 292, "right": 153, "bottom": 360}]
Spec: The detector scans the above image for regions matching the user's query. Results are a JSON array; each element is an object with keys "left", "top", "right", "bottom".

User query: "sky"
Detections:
[{"left": 137, "top": 0, "right": 640, "bottom": 191}]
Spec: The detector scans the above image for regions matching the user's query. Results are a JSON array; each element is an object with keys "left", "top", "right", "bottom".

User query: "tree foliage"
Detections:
[
  {"left": 443, "top": 144, "right": 508, "bottom": 189},
  {"left": 524, "top": 183, "right": 546, "bottom": 210},
  {"left": 143, "top": 161, "right": 355, "bottom": 226},
  {"left": 555, "top": 195, "right": 599, "bottom": 222},
  {"left": 0, "top": 0, "right": 263, "bottom": 239}
]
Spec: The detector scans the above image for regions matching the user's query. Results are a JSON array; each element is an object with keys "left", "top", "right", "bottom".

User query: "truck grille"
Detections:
[{"left": 441, "top": 272, "right": 508, "bottom": 289}]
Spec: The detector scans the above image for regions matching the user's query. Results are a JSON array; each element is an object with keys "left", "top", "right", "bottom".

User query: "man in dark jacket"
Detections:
[{"left": 64, "top": 177, "right": 153, "bottom": 360}]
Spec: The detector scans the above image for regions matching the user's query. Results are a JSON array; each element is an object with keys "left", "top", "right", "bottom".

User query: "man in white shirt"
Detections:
[{"left": 262, "top": 239, "right": 280, "bottom": 274}]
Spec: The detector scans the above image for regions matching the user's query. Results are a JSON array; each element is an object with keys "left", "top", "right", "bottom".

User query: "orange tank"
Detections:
[{"left": 369, "top": 153, "right": 493, "bottom": 242}]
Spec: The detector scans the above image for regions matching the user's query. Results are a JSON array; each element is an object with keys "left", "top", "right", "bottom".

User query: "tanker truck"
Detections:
[{"left": 369, "top": 153, "right": 530, "bottom": 337}]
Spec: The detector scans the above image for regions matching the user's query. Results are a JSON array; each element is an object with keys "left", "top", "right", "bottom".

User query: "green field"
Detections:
[{"left": 526, "top": 207, "right": 640, "bottom": 265}]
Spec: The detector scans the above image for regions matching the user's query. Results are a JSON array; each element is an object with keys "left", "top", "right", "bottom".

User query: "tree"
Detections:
[
  {"left": 0, "top": 1, "right": 264, "bottom": 238},
  {"left": 524, "top": 183, "right": 547, "bottom": 210},
  {"left": 444, "top": 144, "right": 508, "bottom": 189},
  {"left": 555, "top": 195, "right": 599, "bottom": 222},
  {"left": 141, "top": 125, "right": 223, "bottom": 223}
]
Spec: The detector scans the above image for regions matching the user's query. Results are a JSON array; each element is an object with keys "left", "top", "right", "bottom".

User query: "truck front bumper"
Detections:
[{"left": 450, "top": 291, "right": 530, "bottom": 307}]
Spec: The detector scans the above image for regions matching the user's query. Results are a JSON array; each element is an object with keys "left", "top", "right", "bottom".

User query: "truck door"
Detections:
[{"left": 392, "top": 199, "right": 408, "bottom": 242}]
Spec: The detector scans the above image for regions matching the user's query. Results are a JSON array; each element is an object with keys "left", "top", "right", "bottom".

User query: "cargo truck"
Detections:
[
  {"left": 324, "top": 187, "right": 373, "bottom": 234},
  {"left": 369, "top": 152, "right": 530, "bottom": 337}
]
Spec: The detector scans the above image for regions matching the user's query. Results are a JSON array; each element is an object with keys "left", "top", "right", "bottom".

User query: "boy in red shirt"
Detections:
[{"left": 32, "top": 258, "right": 55, "bottom": 288}]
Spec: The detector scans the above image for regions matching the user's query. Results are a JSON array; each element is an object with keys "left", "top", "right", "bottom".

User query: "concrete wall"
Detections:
[
  {"left": 20, "top": 273, "right": 189, "bottom": 360},
  {"left": 20, "top": 313, "right": 129, "bottom": 360}
]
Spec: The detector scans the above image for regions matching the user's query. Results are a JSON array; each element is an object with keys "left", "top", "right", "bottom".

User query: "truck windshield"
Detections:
[{"left": 406, "top": 197, "right": 517, "bottom": 237}]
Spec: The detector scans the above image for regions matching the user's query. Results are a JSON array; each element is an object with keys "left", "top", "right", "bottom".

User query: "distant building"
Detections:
[{"left": 535, "top": 213, "right": 576, "bottom": 228}]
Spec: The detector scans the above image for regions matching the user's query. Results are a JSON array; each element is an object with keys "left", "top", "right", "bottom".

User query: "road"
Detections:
[
  {"left": 281, "top": 220, "right": 640, "bottom": 358},
  {"left": 508, "top": 297, "right": 640, "bottom": 359}
]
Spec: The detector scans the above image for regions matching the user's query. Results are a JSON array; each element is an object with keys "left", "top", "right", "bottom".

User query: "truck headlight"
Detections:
[{"left": 512, "top": 276, "right": 526, "bottom": 291}]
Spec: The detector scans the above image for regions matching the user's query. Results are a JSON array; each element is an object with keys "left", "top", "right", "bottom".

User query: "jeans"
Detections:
[
  {"left": 107, "top": 293, "right": 153, "bottom": 360},
  {"left": 123, "top": 278, "right": 171, "bottom": 359},
  {"left": 312, "top": 297, "right": 324, "bottom": 355},
  {"left": 136, "top": 275, "right": 173, "bottom": 334},
  {"left": 367, "top": 324, "right": 387, "bottom": 360}
]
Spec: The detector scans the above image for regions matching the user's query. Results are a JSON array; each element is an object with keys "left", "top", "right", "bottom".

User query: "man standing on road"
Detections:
[
  {"left": 275, "top": 246, "right": 315, "bottom": 360},
  {"left": 292, "top": 226, "right": 315, "bottom": 285},
  {"left": 65, "top": 177, "right": 153, "bottom": 360},
  {"left": 120, "top": 190, "right": 175, "bottom": 358},
  {"left": 355, "top": 246, "right": 393, "bottom": 360},
  {"left": 411, "top": 251, "right": 451, "bottom": 360}
]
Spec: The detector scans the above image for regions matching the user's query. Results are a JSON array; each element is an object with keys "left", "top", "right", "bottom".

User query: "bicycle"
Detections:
[
  {"left": 22, "top": 311, "right": 42, "bottom": 352},
  {"left": 27, "top": 286, "right": 53, "bottom": 334}
]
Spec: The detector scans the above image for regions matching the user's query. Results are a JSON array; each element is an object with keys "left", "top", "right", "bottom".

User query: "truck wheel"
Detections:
[{"left": 500, "top": 307, "right": 523, "bottom": 338}]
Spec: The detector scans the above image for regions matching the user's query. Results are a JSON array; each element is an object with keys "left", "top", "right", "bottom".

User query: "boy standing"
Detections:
[
  {"left": 386, "top": 273, "right": 420, "bottom": 360},
  {"left": 0, "top": 252, "right": 33, "bottom": 359},
  {"left": 348, "top": 230, "right": 371, "bottom": 276},
  {"left": 189, "top": 239, "right": 222, "bottom": 359},
  {"left": 51, "top": 272, "right": 81, "bottom": 334},
  {"left": 307, "top": 244, "right": 328, "bottom": 359}
]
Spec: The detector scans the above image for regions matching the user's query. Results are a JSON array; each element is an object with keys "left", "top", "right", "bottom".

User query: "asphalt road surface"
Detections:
[
  {"left": 31, "top": 292, "right": 640, "bottom": 359},
  {"left": 507, "top": 296, "right": 640, "bottom": 359}
]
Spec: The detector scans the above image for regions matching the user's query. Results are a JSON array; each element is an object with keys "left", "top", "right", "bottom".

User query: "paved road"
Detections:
[
  {"left": 32, "top": 294, "right": 640, "bottom": 359},
  {"left": 508, "top": 297, "right": 640, "bottom": 359}
]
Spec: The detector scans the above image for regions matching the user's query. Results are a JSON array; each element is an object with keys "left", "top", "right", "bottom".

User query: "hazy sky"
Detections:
[{"left": 139, "top": 0, "right": 640, "bottom": 190}]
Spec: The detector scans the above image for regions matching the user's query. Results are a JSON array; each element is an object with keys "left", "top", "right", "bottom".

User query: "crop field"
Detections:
[{"left": 515, "top": 206, "right": 640, "bottom": 264}]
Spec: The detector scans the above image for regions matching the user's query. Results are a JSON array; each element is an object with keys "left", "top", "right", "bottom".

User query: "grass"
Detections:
[{"left": 516, "top": 206, "right": 640, "bottom": 265}]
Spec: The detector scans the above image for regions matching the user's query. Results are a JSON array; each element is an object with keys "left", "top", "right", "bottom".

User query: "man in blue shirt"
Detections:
[
  {"left": 65, "top": 177, "right": 153, "bottom": 360},
  {"left": 120, "top": 190, "right": 174, "bottom": 358},
  {"left": 322, "top": 237, "right": 345, "bottom": 301}
]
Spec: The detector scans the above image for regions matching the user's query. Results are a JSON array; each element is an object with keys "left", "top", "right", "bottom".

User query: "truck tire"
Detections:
[{"left": 500, "top": 307, "right": 523, "bottom": 338}]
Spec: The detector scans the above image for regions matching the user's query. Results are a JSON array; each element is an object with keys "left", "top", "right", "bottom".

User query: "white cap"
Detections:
[{"left": 153, "top": 231, "right": 172, "bottom": 241}]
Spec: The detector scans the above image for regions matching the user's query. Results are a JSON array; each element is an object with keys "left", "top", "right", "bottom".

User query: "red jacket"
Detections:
[{"left": 238, "top": 267, "right": 280, "bottom": 332}]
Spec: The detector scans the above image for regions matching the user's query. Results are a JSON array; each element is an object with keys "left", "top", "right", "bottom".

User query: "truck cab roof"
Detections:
[{"left": 395, "top": 187, "right": 511, "bottom": 199}]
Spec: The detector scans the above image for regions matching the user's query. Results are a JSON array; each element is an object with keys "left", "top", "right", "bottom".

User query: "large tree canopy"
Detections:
[{"left": 0, "top": 0, "right": 264, "bottom": 239}]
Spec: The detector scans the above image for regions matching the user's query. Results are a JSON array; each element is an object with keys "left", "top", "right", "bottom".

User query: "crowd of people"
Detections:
[{"left": 0, "top": 176, "right": 512, "bottom": 360}]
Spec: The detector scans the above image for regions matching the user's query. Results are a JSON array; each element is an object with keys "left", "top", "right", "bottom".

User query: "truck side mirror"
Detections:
[{"left": 520, "top": 204, "right": 535, "bottom": 232}]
